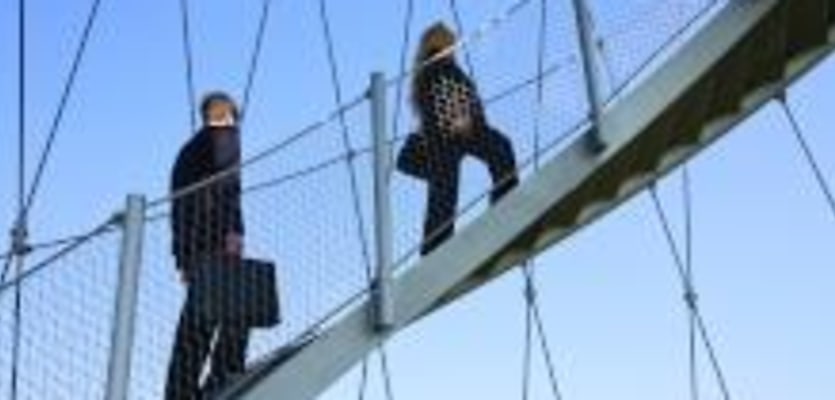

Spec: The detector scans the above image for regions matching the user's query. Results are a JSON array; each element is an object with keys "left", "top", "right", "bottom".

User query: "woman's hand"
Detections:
[
  {"left": 447, "top": 81, "right": 474, "bottom": 137},
  {"left": 450, "top": 114, "right": 473, "bottom": 136}
]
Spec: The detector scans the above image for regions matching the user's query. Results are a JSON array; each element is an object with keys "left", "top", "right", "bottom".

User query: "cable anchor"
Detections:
[{"left": 9, "top": 220, "right": 30, "bottom": 257}]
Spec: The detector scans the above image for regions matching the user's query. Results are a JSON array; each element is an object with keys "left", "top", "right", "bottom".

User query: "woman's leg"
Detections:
[
  {"left": 464, "top": 128, "right": 519, "bottom": 203},
  {"left": 421, "top": 141, "right": 461, "bottom": 256}
]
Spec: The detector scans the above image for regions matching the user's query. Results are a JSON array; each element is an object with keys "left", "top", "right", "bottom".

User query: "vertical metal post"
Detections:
[
  {"left": 570, "top": 0, "right": 607, "bottom": 153},
  {"left": 10, "top": 0, "right": 27, "bottom": 396},
  {"left": 105, "top": 195, "right": 146, "bottom": 400},
  {"left": 370, "top": 72, "right": 394, "bottom": 331}
]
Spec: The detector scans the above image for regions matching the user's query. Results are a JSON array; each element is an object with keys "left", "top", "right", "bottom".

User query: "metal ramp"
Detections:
[{"left": 231, "top": 1, "right": 835, "bottom": 398}]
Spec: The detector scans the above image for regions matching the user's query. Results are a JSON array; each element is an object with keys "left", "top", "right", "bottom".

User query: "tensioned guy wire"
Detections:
[
  {"left": 239, "top": 0, "right": 275, "bottom": 122},
  {"left": 448, "top": 0, "right": 477, "bottom": 77},
  {"left": 591, "top": 5, "right": 707, "bottom": 396},
  {"left": 521, "top": 0, "right": 563, "bottom": 399},
  {"left": 178, "top": 0, "right": 198, "bottom": 133},
  {"left": 389, "top": 0, "right": 416, "bottom": 153},
  {"left": 777, "top": 95, "right": 835, "bottom": 222},
  {"left": 316, "top": 1, "right": 396, "bottom": 399},
  {"left": 150, "top": 0, "right": 539, "bottom": 212},
  {"left": 649, "top": 186, "right": 732, "bottom": 400},
  {"left": 2, "top": 0, "right": 106, "bottom": 282},
  {"left": 0, "top": 226, "right": 118, "bottom": 263},
  {"left": 0, "top": 217, "right": 118, "bottom": 297},
  {"left": 146, "top": 92, "right": 368, "bottom": 209},
  {"left": 683, "top": 167, "right": 700, "bottom": 400},
  {"left": 179, "top": 0, "right": 274, "bottom": 130},
  {"left": 22, "top": 0, "right": 105, "bottom": 222}
]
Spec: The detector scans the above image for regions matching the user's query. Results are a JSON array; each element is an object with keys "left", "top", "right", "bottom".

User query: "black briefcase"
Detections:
[
  {"left": 396, "top": 132, "right": 430, "bottom": 179},
  {"left": 190, "top": 257, "right": 281, "bottom": 328}
]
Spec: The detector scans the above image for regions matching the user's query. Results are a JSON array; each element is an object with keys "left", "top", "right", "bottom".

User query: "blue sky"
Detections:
[{"left": 0, "top": 0, "right": 834, "bottom": 399}]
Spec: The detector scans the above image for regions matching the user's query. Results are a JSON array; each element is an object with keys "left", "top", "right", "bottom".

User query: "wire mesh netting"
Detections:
[
  {"left": 130, "top": 101, "right": 379, "bottom": 398},
  {"left": 0, "top": 0, "right": 731, "bottom": 398},
  {"left": 390, "top": 0, "right": 721, "bottom": 268},
  {"left": 0, "top": 230, "right": 119, "bottom": 399},
  {"left": 591, "top": 0, "right": 722, "bottom": 98}
]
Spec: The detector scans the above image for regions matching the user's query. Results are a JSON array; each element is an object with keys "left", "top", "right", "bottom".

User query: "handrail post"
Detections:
[
  {"left": 571, "top": 0, "right": 608, "bottom": 153},
  {"left": 370, "top": 72, "right": 394, "bottom": 331},
  {"left": 105, "top": 194, "right": 146, "bottom": 400}
]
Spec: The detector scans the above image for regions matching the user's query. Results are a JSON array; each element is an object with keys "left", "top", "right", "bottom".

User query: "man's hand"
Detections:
[
  {"left": 225, "top": 232, "right": 244, "bottom": 256},
  {"left": 178, "top": 269, "right": 189, "bottom": 284}
]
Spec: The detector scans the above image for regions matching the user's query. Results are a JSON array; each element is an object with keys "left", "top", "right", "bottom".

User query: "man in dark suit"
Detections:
[{"left": 165, "top": 91, "right": 247, "bottom": 399}]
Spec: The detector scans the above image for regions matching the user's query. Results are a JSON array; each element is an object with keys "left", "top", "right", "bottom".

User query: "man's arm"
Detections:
[
  {"left": 233, "top": 183, "right": 245, "bottom": 235},
  {"left": 170, "top": 140, "right": 196, "bottom": 269},
  {"left": 221, "top": 174, "right": 245, "bottom": 256}
]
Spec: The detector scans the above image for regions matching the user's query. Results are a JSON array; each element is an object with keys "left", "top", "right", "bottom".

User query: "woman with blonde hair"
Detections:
[{"left": 398, "top": 22, "right": 519, "bottom": 255}]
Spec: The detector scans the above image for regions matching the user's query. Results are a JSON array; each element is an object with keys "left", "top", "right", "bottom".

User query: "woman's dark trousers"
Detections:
[{"left": 421, "top": 128, "right": 518, "bottom": 255}]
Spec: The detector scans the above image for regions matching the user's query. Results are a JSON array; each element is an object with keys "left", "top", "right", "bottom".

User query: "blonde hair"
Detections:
[
  {"left": 416, "top": 22, "right": 456, "bottom": 66},
  {"left": 411, "top": 22, "right": 457, "bottom": 112}
]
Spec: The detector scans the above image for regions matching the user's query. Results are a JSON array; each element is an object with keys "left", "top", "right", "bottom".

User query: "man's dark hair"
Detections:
[{"left": 200, "top": 91, "right": 240, "bottom": 124}]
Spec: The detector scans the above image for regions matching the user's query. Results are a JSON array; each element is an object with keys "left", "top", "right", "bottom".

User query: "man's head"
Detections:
[{"left": 200, "top": 91, "right": 239, "bottom": 128}]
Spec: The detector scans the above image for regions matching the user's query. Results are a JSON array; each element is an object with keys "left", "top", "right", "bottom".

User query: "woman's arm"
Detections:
[{"left": 419, "top": 62, "right": 480, "bottom": 137}]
